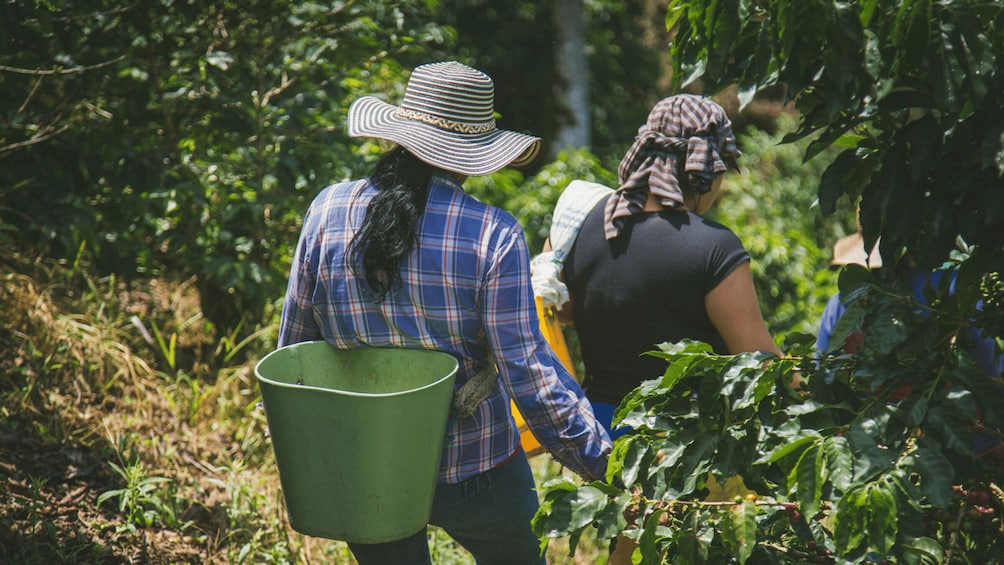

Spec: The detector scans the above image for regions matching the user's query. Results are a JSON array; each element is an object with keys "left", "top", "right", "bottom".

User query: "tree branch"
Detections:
[
  {"left": 0, "top": 55, "right": 126, "bottom": 76},
  {"left": 18, "top": 76, "right": 44, "bottom": 114},
  {"left": 0, "top": 124, "right": 71, "bottom": 156}
]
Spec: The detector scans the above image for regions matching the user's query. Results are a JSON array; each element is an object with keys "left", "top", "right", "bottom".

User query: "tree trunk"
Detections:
[{"left": 553, "top": 0, "right": 590, "bottom": 151}]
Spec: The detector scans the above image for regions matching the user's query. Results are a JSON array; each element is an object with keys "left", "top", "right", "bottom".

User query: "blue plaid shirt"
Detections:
[{"left": 278, "top": 174, "right": 611, "bottom": 483}]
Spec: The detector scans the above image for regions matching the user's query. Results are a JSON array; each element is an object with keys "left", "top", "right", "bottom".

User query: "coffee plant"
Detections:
[{"left": 533, "top": 263, "right": 1003, "bottom": 563}]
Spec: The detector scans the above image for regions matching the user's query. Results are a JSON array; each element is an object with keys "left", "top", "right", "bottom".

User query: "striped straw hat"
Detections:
[{"left": 347, "top": 61, "right": 542, "bottom": 176}]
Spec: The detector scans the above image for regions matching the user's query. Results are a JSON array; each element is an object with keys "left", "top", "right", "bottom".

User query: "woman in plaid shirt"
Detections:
[{"left": 278, "top": 61, "right": 611, "bottom": 564}]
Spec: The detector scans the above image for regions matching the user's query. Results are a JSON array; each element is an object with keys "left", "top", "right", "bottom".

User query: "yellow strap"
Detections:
[{"left": 535, "top": 296, "right": 576, "bottom": 377}]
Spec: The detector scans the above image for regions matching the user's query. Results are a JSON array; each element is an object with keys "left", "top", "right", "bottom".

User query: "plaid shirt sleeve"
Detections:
[
  {"left": 278, "top": 196, "right": 324, "bottom": 347},
  {"left": 482, "top": 222, "right": 611, "bottom": 481}
]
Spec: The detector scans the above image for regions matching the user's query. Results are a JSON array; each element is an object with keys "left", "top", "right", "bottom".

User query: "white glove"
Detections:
[{"left": 530, "top": 252, "right": 569, "bottom": 310}]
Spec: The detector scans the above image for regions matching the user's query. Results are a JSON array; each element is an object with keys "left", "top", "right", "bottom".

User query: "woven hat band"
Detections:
[{"left": 394, "top": 108, "right": 497, "bottom": 134}]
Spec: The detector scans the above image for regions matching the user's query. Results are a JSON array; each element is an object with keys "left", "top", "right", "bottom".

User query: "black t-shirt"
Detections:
[{"left": 562, "top": 197, "right": 750, "bottom": 404}]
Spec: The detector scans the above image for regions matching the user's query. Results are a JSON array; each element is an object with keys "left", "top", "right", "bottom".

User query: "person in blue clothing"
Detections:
[
  {"left": 817, "top": 232, "right": 1003, "bottom": 457},
  {"left": 815, "top": 231, "right": 882, "bottom": 354},
  {"left": 279, "top": 61, "right": 611, "bottom": 565}
]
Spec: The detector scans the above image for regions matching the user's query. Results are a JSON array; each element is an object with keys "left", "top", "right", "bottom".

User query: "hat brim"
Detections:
[
  {"left": 348, "top": 96, "right": 541, "bottom": 177},
  {"left": 830, "top": 233, "right": 882, "bottom": 269}
]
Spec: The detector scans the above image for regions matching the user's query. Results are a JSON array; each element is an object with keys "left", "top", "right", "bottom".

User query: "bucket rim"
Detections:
[{"left": 254, "top": 342, "right": 459, "bottom": 398}]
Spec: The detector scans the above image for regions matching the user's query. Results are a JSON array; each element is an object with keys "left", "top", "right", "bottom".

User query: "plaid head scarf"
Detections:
[{"left": 603, "top": 94, "right": 741, "bottom": 240}]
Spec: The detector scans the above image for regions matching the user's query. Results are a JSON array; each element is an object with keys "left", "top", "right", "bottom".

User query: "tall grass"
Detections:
[{"left": 0, "top": 247, "right": 604, "bottom": 564}]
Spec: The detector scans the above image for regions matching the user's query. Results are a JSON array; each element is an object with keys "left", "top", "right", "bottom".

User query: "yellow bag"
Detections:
[{"left": 513, "top": 296, "right": 576, "bottom": 457}]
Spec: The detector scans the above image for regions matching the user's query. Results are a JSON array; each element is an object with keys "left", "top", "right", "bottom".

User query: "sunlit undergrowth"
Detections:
[{"left": 0, "top": 247, "right": 603, "bottom": 564}]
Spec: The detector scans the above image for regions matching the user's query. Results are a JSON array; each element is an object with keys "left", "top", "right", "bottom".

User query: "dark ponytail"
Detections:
[{"left": 349, "top": 146, "right": 435, "bottom": 301}]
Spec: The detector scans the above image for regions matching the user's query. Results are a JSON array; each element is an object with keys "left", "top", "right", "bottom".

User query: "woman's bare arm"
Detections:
[{"left": 705, "top": 262, "right": 781, "bottom": 356}]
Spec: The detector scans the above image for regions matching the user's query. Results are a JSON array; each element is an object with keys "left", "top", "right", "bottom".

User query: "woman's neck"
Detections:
[{"left": 643, "top": 192, "right": 690, "bottom": 212}]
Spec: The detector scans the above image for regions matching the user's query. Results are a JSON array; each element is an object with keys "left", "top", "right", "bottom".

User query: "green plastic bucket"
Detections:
[{"left": 254, "top": 341, "right": 458, "bottom": 543}]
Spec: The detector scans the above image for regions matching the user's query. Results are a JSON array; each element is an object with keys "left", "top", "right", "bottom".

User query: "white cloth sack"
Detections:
[{"left": 531, "top": 180, "right": 614, "bottom": 309}]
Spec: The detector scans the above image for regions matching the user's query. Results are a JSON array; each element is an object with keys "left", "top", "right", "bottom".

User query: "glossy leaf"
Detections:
[
  {"left": 726, "top": 499, "right": 757, "bottom": 564},
  {"left": 756, "top": 432, "right": 819, "bottom": 465},
  {"left": 898, "top": 536, "right": 945, "bottom": 565},
  {"left": 533, "top": 484, "right": 608, "bottom": 539},
  {"left": 822, "top": 435, "right": 854, "bottom": 492},
  {"left": 905, "top": 445, "right": 956, "bottom": 509},
  {"left": 793, "top": 444, "right": 824, "bottom": 519},
  {"left": 833, "top": 482, "right": 897, "bottom": 554}
]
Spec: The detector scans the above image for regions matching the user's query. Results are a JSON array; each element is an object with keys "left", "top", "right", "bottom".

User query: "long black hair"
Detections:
[{"left": 348, "top": 146, "right": 435, "bottom": 301}]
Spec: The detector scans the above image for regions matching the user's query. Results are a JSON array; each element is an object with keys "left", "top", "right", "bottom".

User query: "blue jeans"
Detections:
[
  {"left": 589, "top": 400, "right": 631, "bottom": 440},
  {"left": 347, "top": 449, "right": 545, "bottom": 565}
]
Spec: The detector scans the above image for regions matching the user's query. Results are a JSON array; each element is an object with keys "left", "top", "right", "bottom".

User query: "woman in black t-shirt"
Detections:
[{"left": 553, "top": 95, "right": 782, "bottom": 440}]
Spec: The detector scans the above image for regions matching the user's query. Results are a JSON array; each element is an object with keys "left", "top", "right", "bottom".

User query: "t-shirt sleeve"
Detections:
[{"left": 705, "top": 223, "right": 751, "bottom": 292}]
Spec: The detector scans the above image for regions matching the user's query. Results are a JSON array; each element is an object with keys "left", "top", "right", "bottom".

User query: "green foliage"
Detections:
[
  {"left": 582, "top": 0, "right": 666, "bottom": 163},
  {"left": 97, "top": 460, "right": 180, "bottom": 533},
  {"left": 535, "top": 269, "right": 1004, "bottom": 563},
  {"left": 1, "top": 1, "right": 448, "bottom": 337},
  {"left": 665, "top": 0, "right": 1004, "bottom": 273},
  {"left": 605, "top": 8, "right": 1004, "bottom": 560}
]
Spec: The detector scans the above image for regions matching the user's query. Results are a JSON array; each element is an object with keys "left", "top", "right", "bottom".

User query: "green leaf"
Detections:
[
  {"left": 675, "top": 509, "right": 712, "bottom": 564},
  {"left": 593, "top": 491, "right": 631, "bottom": 540},
  {"left": 885, "top": 469, "right": 924, "bottom": 515},
  {"left": 665, "top": 1, "right": 688, "bottom": 33},
  {"left": 654, "top": 339, "right": 715, "bottom": 357},
  {"left": 657, "top": 354, "right": 700, "bottom": 393},
  {"left": 675, "top": 432, "right": 718, "bottom": 494},
  {"left": 756, "top": 431, "right": 820, "bottom": 464},
  {"left": 606, "top": 435, "right": 630, "bottom": 485},
  {"left": 929, "top": 16, "right": 960, "bottom": 111},
  {"left": 896, "top": 395, "right": 929, "bottom": 428},
  {"left": 905, "top": 446, "right": 955, "bottom": 508},
  {"left": 723, "top": 354, "right": 769, "bottom": 412},
  {"left": 533, "top": 484, "right": 609, "bottom": 538},
  {"left": 898, "top": 536, "right": 945, "bottom": 565},
  {"left": 940, "top": 387, "right": 975, "bottom": 421},
  {"left": 859, "top": 0, "right": 878, "bottom": 27},
  {"left": 637, "top": 508, "right": 668, "bottom": 565},
  {"left": 833, "top": 482, "right": 896, "bottom": 554},
  {"left": 822, "top": 435, "right": 854, "bottom": 492},
  {"left": 96, "top": 489, "right": 124, "bottom": 507},
  {"left": 728, "top": 499, "right": 757, "bottom": 564},
  {"left": 865, "top": 483, "right": 897, "bottom": 553},
  {"left": 924, "top": 407, "right": 974, "bottom": 456},
  {"left": 892, "top": 0, "right": 932, "bottom": 76},
  {"left": 837, "top": 264, "right": 874, "bottom": 296},
  {"left": 793, "top": 444, "right": 823, "bottom": 519},
  {"left": 783, "top": 399, "right": 830, "bottom": 417},
  {"left": 833, "top": 133, "right": 867, "bottom": 148},
  {"left": 653, "top": 432, "right": 698, "bottom": 472},
  {"left": 540, "top": 476, "right": 580, "bottom": 493},
  {"left": 566, "top": 528, "right": 584, "bottom": 558},
  {"left": 619, "top": 435, "right": 649, "bottom": 488},
  {"left": 948, "top": 7, "right": 991, "bottom": 103},
  {"left": 533, "top": 477, "right": 601, "bottom": 548}
]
